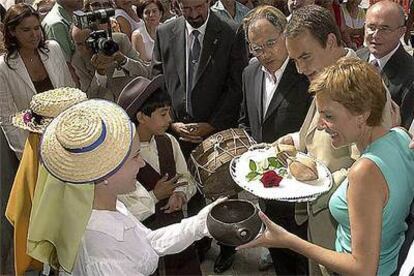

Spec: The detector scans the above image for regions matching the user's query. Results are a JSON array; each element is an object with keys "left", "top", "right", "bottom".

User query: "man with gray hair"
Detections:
[
  {"left": 239, "top": 5, "right": 312, "bottom": 274},
  {"left": 357, "top": 0, "right": 414, "bottom": 129}
]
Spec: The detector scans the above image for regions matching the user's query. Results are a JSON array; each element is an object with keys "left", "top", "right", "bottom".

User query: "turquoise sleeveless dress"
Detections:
[{"left": 329, "top": 128, "right": 414, "bottom": 275}]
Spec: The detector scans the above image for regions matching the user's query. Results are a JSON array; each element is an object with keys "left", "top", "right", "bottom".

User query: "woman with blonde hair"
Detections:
[
  {"left": 38, "top": 99, "right": 223, "bottom": 275},
  {"left": 238, "top": 58, "right": 414, "bottom": 275}
]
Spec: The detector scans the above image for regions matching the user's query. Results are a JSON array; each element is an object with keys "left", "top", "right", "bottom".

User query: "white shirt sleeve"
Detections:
[{"left": 146, "top": 211, "right": 209, "bottom": 257}]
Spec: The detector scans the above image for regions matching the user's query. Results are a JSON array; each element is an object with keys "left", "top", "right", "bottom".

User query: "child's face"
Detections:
[{"left": 141, "top": 106, "right": 172, "bottom": 135}]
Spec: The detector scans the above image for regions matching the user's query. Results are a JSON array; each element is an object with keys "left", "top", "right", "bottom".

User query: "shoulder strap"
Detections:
[{"left": 154, "top": 135, "right": 176, "bottom": 179}]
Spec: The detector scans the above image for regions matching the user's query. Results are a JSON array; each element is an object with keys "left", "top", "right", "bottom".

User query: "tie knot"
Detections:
[
  {"left": 192, "top": 30, "right": 200, "bottom": 38},
  {"left": 370, "top": 59, "right": 380, "bottom": 69}
]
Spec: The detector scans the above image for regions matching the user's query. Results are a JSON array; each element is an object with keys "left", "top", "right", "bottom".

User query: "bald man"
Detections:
[{"left": 357, "top": 0, "right": 414, "bottom": 129}]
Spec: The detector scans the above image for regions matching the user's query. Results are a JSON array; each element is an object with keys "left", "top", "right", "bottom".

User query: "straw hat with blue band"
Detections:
[{"left": 40, "top": 99, "right": 135, "bottom": 184}]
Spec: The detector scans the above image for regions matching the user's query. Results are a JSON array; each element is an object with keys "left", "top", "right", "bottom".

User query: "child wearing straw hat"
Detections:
[
  {"left": 5, "top": 87, "right": 87, "bottom": 275},
  {"left": 38, "top": 99, "right": 225, "bottom": 275},
  {"left": 117, "top": 75, "right": 201, "bottom": 275}
]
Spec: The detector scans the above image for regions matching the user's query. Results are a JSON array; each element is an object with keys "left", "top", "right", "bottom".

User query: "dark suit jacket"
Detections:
[
  {"left": 152, "top": 12, "right": 248, "bottom": 131},
  {"left": 239, "top": 59, "right": 311, "bottom": 143},
  {"left": 357, "top": 45, "right": 414, "bottom": 129}
]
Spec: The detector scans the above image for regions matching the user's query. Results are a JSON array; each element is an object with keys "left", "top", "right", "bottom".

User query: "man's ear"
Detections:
[
  {"left": 326, "top": 33, "right": 337, "bottom": 50},
  {"left": 136, "top": 111, "right": 146, "bottom": 124}
]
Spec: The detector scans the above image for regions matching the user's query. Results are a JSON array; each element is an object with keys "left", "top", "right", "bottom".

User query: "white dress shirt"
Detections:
[
  {"left": 69, "top": 201, "right": 209, "bottom": 276},
  {"left": 261, "top": 58, "right": 289, "bottom": 117},
  {"left": 368, "top": 43, "right": 400, "bottom": 71}
]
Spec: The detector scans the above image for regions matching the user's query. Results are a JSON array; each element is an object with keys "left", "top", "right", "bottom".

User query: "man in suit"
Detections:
[
  {"left": 152, "top": 0, "right": 248, "bottom": 273},
  {"left": 71, "top": 25, "right": 149, "bottom": 101},
  {"left": 152, "top": 0, "right": 247, "bottom": 154},
  {"left": 239, "top": 5, "right": 312, "bottom": 275},
  {"left": 357, "top": 0, "right": 414, "bottom": 129}
]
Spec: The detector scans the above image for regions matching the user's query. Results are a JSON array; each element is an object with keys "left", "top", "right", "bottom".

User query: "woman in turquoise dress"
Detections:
[{"left": 238, "top": 57, "right": 414, "bottom": 275}]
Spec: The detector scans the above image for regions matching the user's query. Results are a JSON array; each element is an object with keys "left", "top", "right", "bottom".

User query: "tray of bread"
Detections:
[{"left": 229, "top": 144, "right": 332, "bottom": 202}]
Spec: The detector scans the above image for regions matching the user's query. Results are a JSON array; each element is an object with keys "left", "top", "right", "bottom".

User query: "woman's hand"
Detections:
[{"left": 236, "top": 211, "right": 294, "bottom": 250}]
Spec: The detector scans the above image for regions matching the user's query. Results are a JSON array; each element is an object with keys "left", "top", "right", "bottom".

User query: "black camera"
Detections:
[
  {"left": 73, "top": 8, "right": 114, "bottom": 29},
  {"left": 86, "top": 30, "right": 119, "bottom": 56},
  {"left": 73, "top": 8, "right": 119, "bottom": 56}
]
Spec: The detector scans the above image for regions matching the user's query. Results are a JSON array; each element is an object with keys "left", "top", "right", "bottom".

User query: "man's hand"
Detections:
[
  {"left": 161, "top": 191, "right": 187, "bottom": 213},
  {"left": 90, "top": 53, "right": 116, "bottom": 75},
  {"left": 185, "top": 123, "right": 215, "bottom": 138},
  {"left": 272, "top": 134, "right": 294, "bottom": 147},
  {"left": 113, "top": 51, "right": 127, "bottom": 66},
  {"left": 171, "top": 122, "right": 203, "bottom": 143},
  {"left": 153, "top": 174, "right": 186, "bottom": 201}
]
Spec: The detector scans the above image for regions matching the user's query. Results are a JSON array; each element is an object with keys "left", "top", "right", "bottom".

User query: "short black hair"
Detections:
[
  {"left": 285, "top": 5, "right": 342, "bottom": 47},
  {"left": 132, "top": 87, "right": 171, "bottom": 125}
]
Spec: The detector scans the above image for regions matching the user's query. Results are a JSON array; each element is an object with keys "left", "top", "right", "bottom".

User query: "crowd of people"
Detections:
[{"left": 1, "top": 0, "right": 414, "bottom": 275}]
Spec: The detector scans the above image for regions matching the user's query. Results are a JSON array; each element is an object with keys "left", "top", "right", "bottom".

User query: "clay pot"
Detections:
[{"left": 207, "top": 199, "right": 262, "bottom": 246}]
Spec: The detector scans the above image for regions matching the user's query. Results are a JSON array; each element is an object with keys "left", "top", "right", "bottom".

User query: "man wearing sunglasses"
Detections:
[
  {"left": 357, "top": 0, "right": 414, "bottom": 129},
  {"left": 239, "top": 5, "right": 312, "bottom": 275}
]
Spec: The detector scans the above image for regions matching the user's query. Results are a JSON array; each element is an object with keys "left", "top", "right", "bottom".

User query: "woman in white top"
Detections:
[
  {"left": 39, "top": 99, "right": 223, "bottom": 275},
  {"left": 341, "top": 0, "right": 365, "bottom": 49},
  {"left": 114, "top": 0, "right": 143, "bottom": 39},
  {"left": 132, "top": 0, "right": 164, "bottom": 62},
  {"left": 0, "top": 3, "right": 74, "bottom": 158}
]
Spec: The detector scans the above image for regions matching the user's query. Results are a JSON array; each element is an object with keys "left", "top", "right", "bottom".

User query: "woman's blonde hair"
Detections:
[{"left": 309, "top": 57, "right": 386, "bottom": 126}]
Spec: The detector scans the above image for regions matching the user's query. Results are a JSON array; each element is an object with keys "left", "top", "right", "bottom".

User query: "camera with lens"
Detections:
[
  {"left": 86, "top": 30, "right": 119, "bottom": 56},
  {"left": 73, "top": 8, "right": 119, "bottom": 56}
]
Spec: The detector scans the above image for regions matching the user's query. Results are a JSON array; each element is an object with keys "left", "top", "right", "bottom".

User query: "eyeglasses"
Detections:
[
  {"left": 248, "top": 37, "right": 280, "bottom": 56},
  {"left": 365, "top": 24, "right": 404, "bottom": 35}
]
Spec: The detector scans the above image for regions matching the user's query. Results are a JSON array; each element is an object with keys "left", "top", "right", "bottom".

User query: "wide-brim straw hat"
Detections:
[
  {"left": 12, "top": 87, "right": 87, "bottom": 134},
  {"left": 117, "top": 74, "right": 165, "bottom": 118},
  {"left": 40, "top": 99, "right": 135, "bottom": 184}
]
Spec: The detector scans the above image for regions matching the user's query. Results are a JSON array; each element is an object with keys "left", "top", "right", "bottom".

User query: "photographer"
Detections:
[{"left": 71, "top": 9, "right": 149, "bottom": 101}]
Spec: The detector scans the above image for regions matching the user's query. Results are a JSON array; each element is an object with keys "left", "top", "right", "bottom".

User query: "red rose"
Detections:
[{"left": 260, "top": 171, "right": 283, "bottom": 188}]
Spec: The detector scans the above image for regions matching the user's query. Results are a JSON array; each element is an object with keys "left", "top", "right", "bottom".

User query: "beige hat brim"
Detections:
[
  {"left": 12, "top": 111, "right": 52, "bottom": 134},
  {"left": 40, "top": 100, "right": 134, "bottom": 184}
]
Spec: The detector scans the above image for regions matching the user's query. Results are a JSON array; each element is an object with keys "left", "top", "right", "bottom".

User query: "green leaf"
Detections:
[
  {"left": 246, "top": 171, "right": 259, "bottom": 181},
  {"left": 249, "top": 160, "right": 257, "bottom": 171},
  {"left": 268, "top": 157, "right": 282, "bottom": 169}
]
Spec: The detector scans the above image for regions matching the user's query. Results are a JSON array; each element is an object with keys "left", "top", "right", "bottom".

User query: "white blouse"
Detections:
[{"left": 69, "top": 201, "right": 208, "bottom": 275}]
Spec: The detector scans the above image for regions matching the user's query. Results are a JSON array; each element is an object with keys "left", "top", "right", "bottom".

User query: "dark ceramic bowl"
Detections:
[{"left": 207, "top": 199, "right": 262, "bottom": 246}]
